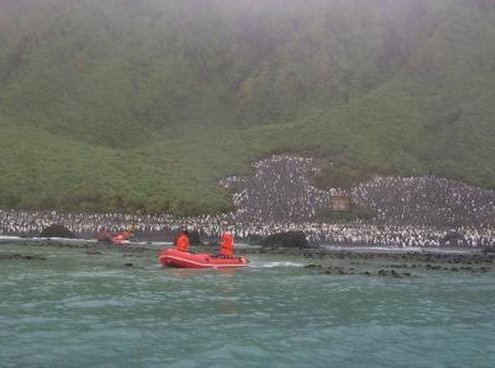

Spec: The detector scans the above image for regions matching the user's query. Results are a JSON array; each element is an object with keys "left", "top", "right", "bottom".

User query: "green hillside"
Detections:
[{"left": 1, "top": 0, "right": 495, "bottom": 214}]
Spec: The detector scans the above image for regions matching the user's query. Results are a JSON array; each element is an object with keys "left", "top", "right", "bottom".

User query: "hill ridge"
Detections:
[{"left": 0, "top": 0, "right": 494, "bottom": 214}]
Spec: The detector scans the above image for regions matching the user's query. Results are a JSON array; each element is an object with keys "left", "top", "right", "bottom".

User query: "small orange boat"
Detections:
[
  {"left": 110, "top": 232, "right": 131, "bottom": 245},
  {"left": 98, "top": 229, "right": 133, "bottom": 245},
  {"left": 159, "top": 248, "right": 248, "bottom": 269}
]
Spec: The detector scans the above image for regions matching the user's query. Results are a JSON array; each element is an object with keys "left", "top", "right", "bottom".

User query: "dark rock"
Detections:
[
  {"left": 40, "top": 224, "right": 75, "bottom": 238},
  {"left": 0, "top": 253, "right": 46, "bottom": 261},
  {"left": 304, "top": 264, "right": 322, "bottom": 269},
  {"left": 390, "top": 270, "right": 401, "bottom": 278},
  {"left": 261, "top": 231, "right": 309, "bottom": 249},
  {"left": 0, "top": 254, "right": 16, "bottom": 260},
  {"left": 247, "top": 234, "right": 265, "bottom": 245},
  {"left": 124, "top": 263, "right": 134, "bottom": 267},
  {"left": 441, "top": 231, "right": 466, "bottom": 247},
  {"left": 189, "top": 230, "right": 204, "bottom": 246}
]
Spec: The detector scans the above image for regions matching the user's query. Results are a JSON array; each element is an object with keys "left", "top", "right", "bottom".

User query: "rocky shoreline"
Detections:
[
  {"left": 2, "top": 238, "right": 494, "bottom": 260},
  {"left": 2, "top": 238, "right": 494, "bottom": 278},
  {"left": 302, "top": 254, "right": 494, "bottom": 278}
]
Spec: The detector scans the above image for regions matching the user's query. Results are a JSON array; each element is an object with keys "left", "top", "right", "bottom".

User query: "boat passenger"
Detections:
[
  {"left": 122, "top": 230, "right": 133, "bottom": 240},
  {"left": 175, "top": 230, "right": 190, "bottom": 252},
  {"left": 220, "top": 232, "right": 234, "bottom": 257}
]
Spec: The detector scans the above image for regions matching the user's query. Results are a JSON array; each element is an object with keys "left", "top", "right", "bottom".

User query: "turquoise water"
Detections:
[{"left": 1, "top": 245, "right": 495, "bottom": 368}]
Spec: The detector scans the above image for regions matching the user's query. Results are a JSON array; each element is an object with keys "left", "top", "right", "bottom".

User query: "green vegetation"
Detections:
[{"left": 1, "top": 0, "right": 495, "bottom": 214}]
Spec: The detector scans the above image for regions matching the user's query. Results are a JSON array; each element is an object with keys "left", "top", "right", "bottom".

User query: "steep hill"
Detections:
[{"left": 1, "top": 0, "right": 495, "bottom": 214}]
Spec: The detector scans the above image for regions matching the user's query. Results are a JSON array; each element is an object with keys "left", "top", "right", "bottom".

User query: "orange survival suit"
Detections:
[
  {"left": 220, "top": 232, "right": 234, "bottom": 257},
  {"left": 175, "top": 232, "right": 190, "bottom": 252}
]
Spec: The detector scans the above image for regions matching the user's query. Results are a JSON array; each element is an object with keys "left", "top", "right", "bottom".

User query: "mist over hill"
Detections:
[{"left": 1, "top": 0, "right": 495, "bottom": 214}]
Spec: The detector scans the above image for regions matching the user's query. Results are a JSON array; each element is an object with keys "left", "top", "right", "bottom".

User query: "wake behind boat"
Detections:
[{"left": 159, "top": 231, "right": 248, "bottom": 269}]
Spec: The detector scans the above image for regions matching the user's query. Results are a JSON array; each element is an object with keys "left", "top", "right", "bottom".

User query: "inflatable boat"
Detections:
[
  {"left": 98, "top": 230, "right": 132, "bottom": 245},
  {"left": 159, "top": 248, "right": 248, "bottom": 269},
  {"left": 110, "top": 232, "right": 131, "bottom": 245}
]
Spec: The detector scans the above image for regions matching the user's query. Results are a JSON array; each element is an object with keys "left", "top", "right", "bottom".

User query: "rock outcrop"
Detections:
[
  {"left": 40, "top": 224, "right": 75, "bottom": 238},
  {"left": 262, "top": 231, "right": 309, "bottom": 248}
]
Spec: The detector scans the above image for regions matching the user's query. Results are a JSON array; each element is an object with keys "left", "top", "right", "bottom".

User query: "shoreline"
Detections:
[
  {"left": 1, "top": 235, "right": 493, "bottom": 257},
  {"left": 2, "top": 237, "right": 494, "bottom": 278}
]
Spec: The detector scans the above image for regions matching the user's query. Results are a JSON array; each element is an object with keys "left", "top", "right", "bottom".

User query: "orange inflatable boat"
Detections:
[{"left": 159, "top": 248, "right": 248, "bottom": 269}]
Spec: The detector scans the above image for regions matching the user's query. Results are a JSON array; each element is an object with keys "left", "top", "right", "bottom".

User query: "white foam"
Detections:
[
  {"left": 0, "top": 235, "right": 21, "bottom": 240},
  {"left": 133, "top": 241, "right": 172, "bottom": 246},
  {"left": 323, "top": 245, "right": 422, "bottom": 252},
  {"left": 250, "top": 261, "right": 305, "bottom": 268}
]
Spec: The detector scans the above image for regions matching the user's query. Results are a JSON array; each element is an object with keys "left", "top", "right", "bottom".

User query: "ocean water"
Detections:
[{"left": 1, "top": 244, "right": 495, "bottom": 368}]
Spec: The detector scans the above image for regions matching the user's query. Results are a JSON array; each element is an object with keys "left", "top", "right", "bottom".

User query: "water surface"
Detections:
[{"left": 1, "top": 244, "right": 494, "bottom": 367}]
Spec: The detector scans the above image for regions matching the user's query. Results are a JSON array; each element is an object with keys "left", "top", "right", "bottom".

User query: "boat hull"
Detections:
[{"left": 159, "top": 248, "right": 248, "bottom": 269}]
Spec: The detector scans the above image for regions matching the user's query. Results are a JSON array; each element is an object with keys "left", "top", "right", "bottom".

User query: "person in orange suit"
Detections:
[
  {"left": 121, "top": 230, "right": 132, "bottom": 240},
  {"left": 175, "top": 230, "right": 190, "bottom": 252},
  {"left": 220, "top": 232, "right": 234, "bottom": 257}
]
